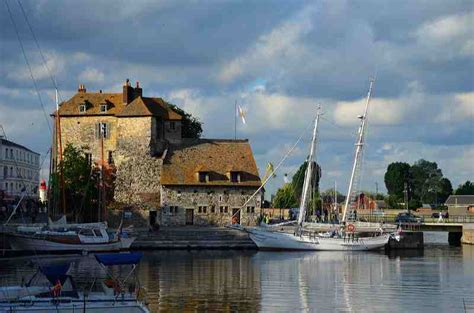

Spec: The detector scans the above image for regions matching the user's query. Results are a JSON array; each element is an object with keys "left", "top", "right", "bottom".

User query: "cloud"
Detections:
[
  {"left": 78, "top": 67, "right": 105, "bottom": 83},
  {"left": 7, "top": 51, "right": 65, "bottom": 82}
]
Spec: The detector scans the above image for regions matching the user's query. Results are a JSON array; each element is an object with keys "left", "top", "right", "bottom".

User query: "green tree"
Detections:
[
  {"left": 384, "top": 162, "right": 411, "bottom": 201},
  {"left": 55, "top": 144, "right": 101, "bottom": 222},
  {"left": 272, "top": 184, "right": 298, "bottom": 208},
  {"left": 168, "top": 104, "right": 203, "bottom": 138},
  {"left": 291, "top": 161, "right": 321, "bottom": 202},
  {"left": 409, "top": 159, "right": 443, "bottom": 204},
  {"left": 455, "top": 181, "right": 474, "bottom": 195},
  {"left": 438, "top": 178, "right": 453, "bottom": 203}
]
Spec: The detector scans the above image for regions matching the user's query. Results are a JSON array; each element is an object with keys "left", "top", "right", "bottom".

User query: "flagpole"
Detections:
[{"left": 234, "top": 100, "right": 237, "bottom": 140}]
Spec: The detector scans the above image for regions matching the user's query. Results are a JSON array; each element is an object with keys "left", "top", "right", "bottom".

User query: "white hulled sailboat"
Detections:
[{"left": 236, "top": 79, "right": 398, "bottom": 251}]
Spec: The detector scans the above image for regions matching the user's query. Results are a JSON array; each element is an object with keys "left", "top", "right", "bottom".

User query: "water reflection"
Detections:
[{"left": 0, "top": 245, "right": 473, "bottom": 313}]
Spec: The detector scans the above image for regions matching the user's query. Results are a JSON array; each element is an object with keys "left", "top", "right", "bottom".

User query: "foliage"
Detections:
[
  {"left": 272, "top": 184, "right": 298, "bottom": 208},
  {"left": 384, "top": 162, "right": 411, "bottom": 201},
  {"left": 384, "top": 159, "right": 453, "bottom": 207},
  {"left": 455, "top": 181, "right": 474, "bottom": 195},
  {"left": 291, "top": 161, "right": 321, "bottom": 201},
  {"left": 272, "top": 161, "right": 322, "bottom": 209},
  {"left": 168, "top": 103, "right": 203, "bottom": 139},
  {"left": 54, "top": 144, "right": 115, "bottom": 222}
]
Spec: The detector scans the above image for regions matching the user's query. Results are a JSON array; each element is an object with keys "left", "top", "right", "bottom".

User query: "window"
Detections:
[
  {"left": 10, "top": 149, "right": 13, "bottom": 159},
  {"left": 198, "top": 206, "right": 207, "bottom": 213},
  {"left": 177, "top": 191, "right": 181, "bottom": 198},
  {"left": 85, "top": 153, "right": 92, "bottom": 165},
  {"left": 198, "top": 172, "right": 208, "bottom": 183},
  {"left": 170, "top": 121, "right": 175, "bottom": 130},
  {"left": 230, "top": 171, "right": 240, "bottom": 183},
  {"left": 96, "top": 123, "right": 109, "bottom": 139},
  {"left": 79, "top": 104, "right": 86, "bottom": 113},
  {"left": 246, "top": 206, "right": 255, "bottom": 213},
  {"left": 108, "top": 151, "right": 114, "bottom": 164},
  {"left": 169, "top": 206, "right": 178, "bottom": 214},
  {"left": 219, "top": 206, "right": 224, "bottom": 213},
  {"left": 5, "top": 148, "right": 8, "bottom": 159},
  {"left": 224, "top": 206, "right": 228, "bottom": 213},
  {"left": 3, "top": 166, "right": 7, "bottom": 178},
  {"left": 100, "top": 104, "right": 108, "bottom": 113},
  {"left": 211, "top": 206, "right": 215, "bottom": 213}
]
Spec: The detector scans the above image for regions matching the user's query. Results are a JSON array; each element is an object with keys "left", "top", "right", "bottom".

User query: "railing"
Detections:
[{"left": 355, "top": 214, "right": 474, "bottom": 224}]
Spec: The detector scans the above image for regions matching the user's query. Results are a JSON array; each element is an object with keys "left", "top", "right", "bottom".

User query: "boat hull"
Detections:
[
  {"left": 6, "top": 234, "right": 135, "bottom": 252},
  {"left": 0, "top": 299, "right": 148, "bottom": 312},
  {"left": 248, "top": 228, "right": 390, "bottom": 251}
]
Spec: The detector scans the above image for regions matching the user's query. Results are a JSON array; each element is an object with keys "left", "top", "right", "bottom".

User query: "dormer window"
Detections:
[
  {"left": 230, "top": 171, "right": 241, "bottom": 183},
  {"left": 100, "top": 104, "right": 108, "bottom": 113},
  {"left": 79, "top": 104, "right": 86, "bottom": 113},
  {"left": 198, "top": 171, "right": 209, "bottom": 183}
]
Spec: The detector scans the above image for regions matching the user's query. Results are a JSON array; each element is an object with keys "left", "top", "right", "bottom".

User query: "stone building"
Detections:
[
  {"left": 56, "top": 80, "right": 262, "bottom": 226},
  {"left": 0, "top": 138, "right": 40, "bottom": 198}
]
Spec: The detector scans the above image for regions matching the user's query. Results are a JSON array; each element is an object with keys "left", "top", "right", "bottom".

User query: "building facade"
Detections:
[
  {"left": 0, "top": 138, "right": 40, "bottom": 198},
  {"left": 57, "top": 80, "right": 262, "bottom": 225},
  {"left": 445, "top": 195, "right": 474, "bottom": 216}
]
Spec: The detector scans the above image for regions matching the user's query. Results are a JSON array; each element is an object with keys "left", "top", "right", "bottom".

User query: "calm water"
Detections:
[{"left": 0, "top": 233, "right": 473, "bottom": 312}]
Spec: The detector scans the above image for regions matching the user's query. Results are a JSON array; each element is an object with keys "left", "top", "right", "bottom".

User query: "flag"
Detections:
[{"left": 238, "top": 105, "right": 246, "bottom": 124}]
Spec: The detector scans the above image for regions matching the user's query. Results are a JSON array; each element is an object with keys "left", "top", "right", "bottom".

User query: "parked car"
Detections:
[
  {"left": 431, "top": 212, "right": 449, "bottom": 218},
  {"left": 395, "top": 212, "right": 423, "bottom": 224}
]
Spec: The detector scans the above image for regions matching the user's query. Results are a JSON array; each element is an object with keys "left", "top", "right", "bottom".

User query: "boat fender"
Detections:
[{"left": 347, "top": 224, "right": 355, "bottom": 232}]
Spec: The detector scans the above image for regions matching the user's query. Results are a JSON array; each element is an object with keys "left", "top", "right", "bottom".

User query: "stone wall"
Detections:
[
  {"left": 114, "top": 117, "right": 163, "bottom": 206},
  {"left": 160, "top": 185, "right": 262, "bottom": 226},
  {"left": 59, "top": 116, "right": 117, "bottom": 163}
]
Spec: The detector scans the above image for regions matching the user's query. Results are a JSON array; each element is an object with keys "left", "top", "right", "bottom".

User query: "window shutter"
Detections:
[{"left": 95, "top": 123, "right": 100, "bottom": 139}]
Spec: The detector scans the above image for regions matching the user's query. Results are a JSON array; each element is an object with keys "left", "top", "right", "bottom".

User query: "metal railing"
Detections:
[{"left": 355, "top": 214, "right": 474, "bottom": 224}]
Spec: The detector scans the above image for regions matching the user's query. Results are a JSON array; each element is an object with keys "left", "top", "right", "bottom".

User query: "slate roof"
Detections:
[
  {"left": 161, "top": 139, "right": 261, "bottom": 187},
  {"left": 57, "top": 92, "right": 181, "bottom": 120},
  {"left": 0, "top": 138, "right": 38, "bottom": 154},
  {"left": 445, "top": 195, "right": 474, "bottom": 205}
]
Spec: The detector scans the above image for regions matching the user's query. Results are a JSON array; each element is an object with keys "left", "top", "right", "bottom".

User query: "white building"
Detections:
[{"left": 0, "top": 138, "right": 40, "bottom": 198}]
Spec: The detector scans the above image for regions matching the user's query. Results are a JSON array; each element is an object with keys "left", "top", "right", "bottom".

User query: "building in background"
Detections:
[
  {"left": 445, "top": 195, "right": 474, "bottom": 216},
  {"left": 0, "top": 138, "right": 40, "bottom": 199}
]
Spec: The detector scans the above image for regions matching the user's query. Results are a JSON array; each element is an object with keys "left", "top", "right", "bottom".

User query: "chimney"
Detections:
[
  {"left": 78, "top": 84, "right": 86, "bottom": 93},
  {"left": 123, "top": 79, "right": 134, "bottom": 104},
  {"left": 134, "top": 81, "right": 143, "bottom": 98}
]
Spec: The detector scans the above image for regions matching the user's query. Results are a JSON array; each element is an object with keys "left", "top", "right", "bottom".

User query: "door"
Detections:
[
  {"left": 185, "top": 209, "right": 194, "bottom": 225},
  {"left": 149, "top": 210, "right": 157, "bottom": 226},
  {"left": 232, "top": 208, "right": 240, "bottom": 225}
]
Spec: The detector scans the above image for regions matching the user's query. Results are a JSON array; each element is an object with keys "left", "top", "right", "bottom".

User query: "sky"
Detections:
[{"left": 0, "top": 0, "right": 472, "bottom": 198}]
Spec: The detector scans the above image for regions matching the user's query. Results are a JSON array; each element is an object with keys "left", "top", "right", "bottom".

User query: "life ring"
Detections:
[{"left": 347, "top": 224, "right": 356, "bottom": 232}]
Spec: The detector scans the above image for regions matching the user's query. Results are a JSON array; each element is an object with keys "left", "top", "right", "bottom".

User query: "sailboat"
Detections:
[
  {"left": 0, "top": 253, "right": 150, "bottom": 312},
  {"left": 237, "top": 79, "right": 398, "bottom": 251}
]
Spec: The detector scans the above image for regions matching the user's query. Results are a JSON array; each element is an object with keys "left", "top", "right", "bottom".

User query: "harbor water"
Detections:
[{"left": 0, "top": 233, "right": 473, "bottom": 312}]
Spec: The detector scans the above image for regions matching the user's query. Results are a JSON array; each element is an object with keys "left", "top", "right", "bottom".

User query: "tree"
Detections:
[
  {"left": 272, "top": 161, "right": 322, "bottom": 209},
  {"left": 438, "top": 178, "right": 453, "bottom": 204},
  {"left": 384, "top": 162, "right": 411, "bottom": 201},
  {"left": 168, "top": 104, "right": 203, "bottom": 138},
  {"left": 409, "top": 159, "right": 443, "bottom": 204},
  {"left": 291, "top": 161, "right": 321, "bottom": 202},
  {"left": 272, "top": 184, "right": 298, "bottom": 208},
  {"left": 455, "top": 181, "right": 474, "bottom": 195}
]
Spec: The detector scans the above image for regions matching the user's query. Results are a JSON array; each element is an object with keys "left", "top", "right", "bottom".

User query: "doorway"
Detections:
[
  {"left": 232, "top": 208, "right": 240, "bottom": 225},
  {"left": 185, "top": 209, "right": 194, "bottom": 225}
]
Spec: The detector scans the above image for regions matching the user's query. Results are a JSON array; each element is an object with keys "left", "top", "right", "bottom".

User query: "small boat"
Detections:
[
  {"left": 3, "top": 221, "right": 135, "bottom": 253},
  {"left": 0, "top": 252, "right": 150, "bottom": 312}
]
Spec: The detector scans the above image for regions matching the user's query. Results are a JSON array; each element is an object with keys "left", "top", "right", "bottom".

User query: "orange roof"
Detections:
[
  {"left": 57, "top": 92, "right": 181, "bottom": 120},
  {"left": 161, "top": 139, "right": 261, "bottom": 187}
]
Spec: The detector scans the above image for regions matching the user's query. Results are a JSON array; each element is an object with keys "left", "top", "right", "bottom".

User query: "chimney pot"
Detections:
[{"left": 78, "top": 84, "right": 86, "bottom": 93}]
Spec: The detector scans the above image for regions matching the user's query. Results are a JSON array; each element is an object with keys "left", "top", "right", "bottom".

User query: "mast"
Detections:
[
  {"left": 297, "top": 107, "right": 321, "bottom": 228},
  {"left": 334, "top": 181, "right": 337, "bottom": 218},
  {"left": 55, "top": 89, "right": 66, "bottom": 216},
  {"left": 341, "top": 78, "right": 375, "bottom": 222}
]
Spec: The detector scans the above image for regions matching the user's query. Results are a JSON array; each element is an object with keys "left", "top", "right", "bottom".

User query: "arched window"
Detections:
[{"left": 3, "top": 166, "right": 7, "bottom": 178}]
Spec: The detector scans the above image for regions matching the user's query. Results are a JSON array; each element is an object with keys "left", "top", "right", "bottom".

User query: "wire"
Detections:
[
  {"left": 16, "top": 0, "right": 64, "bottom": 103},
  {"left": 4, "top": 0, "right": 52, "bottom": 134}
]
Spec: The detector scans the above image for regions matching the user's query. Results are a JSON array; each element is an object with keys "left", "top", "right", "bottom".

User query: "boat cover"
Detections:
[
  {"left": 95, "top": 252, "right": 143, "bottom": 265},
  {"left": 39, "top": 263, "right": 71, "bottom": 285}
]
